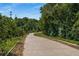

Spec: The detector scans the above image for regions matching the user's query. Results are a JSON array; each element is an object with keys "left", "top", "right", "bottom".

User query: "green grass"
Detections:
[
  {"left": 0, "top": 36, "right": 23, "bottom": 55},
  {"left": 34, "top": 32, "right": 79, "bottom": 45}
]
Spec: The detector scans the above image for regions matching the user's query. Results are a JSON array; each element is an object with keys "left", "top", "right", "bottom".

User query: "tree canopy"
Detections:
[
  {"left": 40, "top": 3, "right": 79, "bottom": 41},
  {"left": 0, "top": 14, "right": 39, "bottom": 40}
]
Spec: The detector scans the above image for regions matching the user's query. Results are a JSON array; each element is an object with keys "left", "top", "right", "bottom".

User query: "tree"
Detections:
[
  {"left": 40, "top": 3, "right": 79, "bottom": 40},
  {"left": 0, "top": 14, "right": 39, "bottom": 40}
]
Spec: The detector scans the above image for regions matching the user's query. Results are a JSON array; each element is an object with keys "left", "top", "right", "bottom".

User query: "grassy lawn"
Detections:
[
  {"left": 0, "top": 36, "right": 24, "bottom": 56},
  {"left": 34, "top": 32, "right": 79, "bottom": 45}
]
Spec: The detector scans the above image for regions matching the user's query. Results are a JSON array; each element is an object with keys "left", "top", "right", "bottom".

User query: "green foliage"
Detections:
[
  {"left": 0, "top": 37, "right": 22, "bottom": 55},
  {"left": 0, "top": 14, "right": 39, "bottom": 40},
  {"left": 40, "top": 3, "right": 79, "bottom": 41},
  {"left": 0, "top": 14, "right": 39, "bottom": 55}
]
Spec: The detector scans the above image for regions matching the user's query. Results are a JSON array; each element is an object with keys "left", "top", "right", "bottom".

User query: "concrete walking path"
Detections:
[{"left": 23, "top": 33, "right": 79, "bottom": 56}]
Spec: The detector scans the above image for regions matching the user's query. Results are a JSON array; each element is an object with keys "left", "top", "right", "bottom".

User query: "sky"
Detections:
[{"left": 0, "top": 3, "right": 45, "bottom": 20}]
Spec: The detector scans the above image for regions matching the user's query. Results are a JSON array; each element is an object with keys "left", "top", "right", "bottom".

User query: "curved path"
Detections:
[{"left": 23, "top": 33, "right": 79, "bottom": 56}]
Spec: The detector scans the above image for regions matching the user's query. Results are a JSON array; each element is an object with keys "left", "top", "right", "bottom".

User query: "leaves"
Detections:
[
  {"left": 40, "top": 3, "right": 79, "bottom": 40},
  {"left": 0, "top": 14, "right": 39, "bottom": 40}
]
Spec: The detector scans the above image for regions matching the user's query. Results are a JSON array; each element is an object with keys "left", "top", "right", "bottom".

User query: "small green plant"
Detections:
[{"left": 0, "top": 36, "right": 22, "bottom": 55}]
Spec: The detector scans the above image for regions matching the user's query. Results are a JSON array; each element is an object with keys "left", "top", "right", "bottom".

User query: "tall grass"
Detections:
[
  {"left": 0, "top": 36, "right": 22, "bottom": 55},
  {"left": 34, "top": 32, "right": 79, "bottom": 45}
]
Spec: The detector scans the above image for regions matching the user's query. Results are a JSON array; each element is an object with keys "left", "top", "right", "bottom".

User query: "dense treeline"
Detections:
[
  {"left": 0, "top": 13, "right": 39, "bottom": 40},
  {"left": 40, "top": 3, "right": 79, "bottom": 41},
  {"left": 1, "top": 3, "right": 79, "bottom": 43}
]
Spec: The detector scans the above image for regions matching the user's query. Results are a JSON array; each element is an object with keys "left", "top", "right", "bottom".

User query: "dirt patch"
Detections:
[
  {"left": 7, "top": 42, "right": 24, "bottom": 56},
  {"left": 7, "top": 36, "right": 26, "bottom": 56}
]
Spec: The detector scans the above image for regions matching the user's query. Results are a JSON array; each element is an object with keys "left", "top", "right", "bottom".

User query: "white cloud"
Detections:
[
  {"left": 0, "top": 10, "right": 4, "bottom": 13},
  {"left": 0, "top": 3, "right": 44, "bottom": 19}
]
